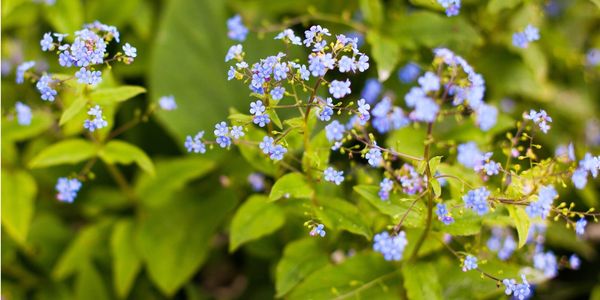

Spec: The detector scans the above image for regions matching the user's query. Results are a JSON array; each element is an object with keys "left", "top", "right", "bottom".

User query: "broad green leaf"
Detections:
[
  {"left": 429, "top": 156, "right": 443, "bottom": 174},
  {"left": 75, "top": 262, "right": 110, "bottom": 300},
  {"left": 367, "top": 31, "right": 400, "bottom": 81},
  {"left": 2, "top": 111, "right": 53, "bottom": 142},
  {"left": 26, "top": 213, "right": 72, "bottom": 271},
  {"left": 593, "top": 0, "right": 600, "bottom": 9},
  {"left": 29, "top": 139, "right": 97, "bottom": 169},
  {"left": 386, "top": 125, "right": 426, "bottom": 159},
  {"left": 59, "top": 95, "right": 87, "bottom": 125},
  {"left": 302, "top": 130, "right": 331, "bottom": 178},
  {"left": 402, "top": 262, "right": 443, "bottom": 300},
  {"left": 507, "top": 206, "right": 530, "bottom": 248},
  {"left": 403, "top": 229, "right": 444, "bottom": 258},
  {"left": 230, "top": 195, "right": 285, "bottom": 251},
  {"left": 98, "top": 140, "right": 155, "bottom": 175},
  {"left": 275, "top": 238, "right": 329, "bottom": 297},
  {"left": 269, "top": 172, "right": 314, "bottom": 202},
  {"left": 111, "top": 220, "right": 142, "bottom": 299},
  {"left": 1, "top": 169, "right": 36, "bottom": 244},
  {"left": 53, "top": 220, "right": 113, "bottom": 280},
  {"left": 354, "top": 185, "right": 425, "bottom": 228},
  {"left": 359, "top": 0, "right": 383, "bottom": 27},
  {"left": 288, "top": 253, "right": 401, "bottom": 300},
  {"left": 431, "top": 178, "right": 441, "bottom": 197},
  {"left": 44, "top": 0, "right": 83, "bottom": 33},
  {"left": 135, "top": 189, "right": 237, "bottom": 296},
  {"left": 135, "top": 157, "right": 216, "bottom": 207},
  {"left": 315, "top": 198, "right": 372, "bottom": 239},
  {"left": 89, "top": 86, "right": 146, "bottom": 105},
  {"left": 487, "top": 0, "right": 522, "bottom": 13},
  {"left": 434, "top": 205, "right": 482, "bottom": 236}
]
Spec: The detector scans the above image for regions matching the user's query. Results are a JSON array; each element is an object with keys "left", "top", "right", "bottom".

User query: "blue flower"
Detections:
[
  {"left": 83, "top": 105, "right": 108, "bottom": 132},
  {"left": 404, "top": 87, "right": 425, "bottom": 108},
  {"left": 580, "top": 153, "right": 600, "bottom": 178},
  {"left": 572, "top": 168, "right": 588, "bottom": 189},
  {"left": 36, "top": 74, "right": 58, "bottom": 101},
  {"left": 338, "top": 56, "right": 356, "bottom": 73},
  {"left": 324, "top": 167, "right": 344, "bottom": 185},
  {"left": 526, "top": 185, "right": 557, "bottom": 219},
  {"left": 325, "top": 120, "right": 345, "bottom": 142},
  {"left": 269, "top": 144, "right": 287, "bottom": 161},
  {"left": 248, "top": 172, "right": 265, "bottom": 191},
  {"left": 400, "top": 164, "right": 426, "bottom": 195},
  {"left": 75, "top": 68, "right": 102, "bottom": 85},
  {"left": 379, "top": 178, "right": 394, "bottom": 200},
  {"left": 227, "top": 14, "right": 248, "bottom": 42},
  {"left": 410, "top": 97, "right": 439, "bottom": 123},
  {"left": 185, "top": 131, "right": 206, "bottom": 153},
  {"left": 214, "top": 121, "right": 229, "bottom": 136},
  {"left": 16, "top": 61, "right": 35, "bottom": 84},
  {"left": 270, "top": 86, "right": 285, "bottom": 100},
  {"left": 503, "top": 275, "right": 531, "bottom": 300},
  {"left": 512, "top": 32, "right": 529, "bottom": 48},
  {"left": 366, "top": 148, "right": 382, "bottom": 167},
  {"left": 356, "top": 55, "right": 369, "bottom": 72},
  {"left": 373, "top": 231, "right": 408, "bottom": 261},
  {"left": 122, "top": 43, "right": 137, "bottom": 58},
  {"left": 437, "top": 0, "right": 461, "bottom": 16},
  {"left": 570, "top": 254, "right": 581, "bottom": 270},
  {"left": 462, "top": 255, "right": 478, "bottom": 272},
  {"left": 533, "top": 250, "right": 558, "bottom": 278},
  {"left": 576, "top": 218, "right": 587, "bottom": 237},
  {"left": 259, "top": 136, "right": 275, "bottom": 154},
  {"left": 524, "top": 109, "right": 552, "bottom": 133},
  {"left": 15, "top": 102, "right": 32, "bottom": 126},
  {"left": 67, "top": 29, "right": 107, "bottom": 67},
  {"left": 310, "top": 224, "right": 326, "bottom": 237},
  {"left": 316, "top": 98, "right": 334, "bottom": 121},
  {"left": 587, "top": 48, "right": 600, "bottom": 66},
  {"left": 85, "top": 21, "right": 120, "bottom": 42},
  {"left": 480, "top": 161, "right": 500, "bottom": 176},
  {"left": 329, "top": 79, "right": 351, "bottom": 99},
  {"left": 253, "top": 114, "right": 270, "bottom": 127},
  {"left": 398, "top": 62, "right": 420, "bottom": 83},
  {"left": 273, "top": 62, "right": 289, "bottom": 81},
  {"left": 361, "top": 78, "right": 382, "bottom": 103},
  {"left": 308, "top": 53, "right": 335, "bottom": 77},
  {"left": 274, "top": 29, "right": 302, "bottom": 45},
  {"left": 457, "top": 142, "right": 484, "bottom": 169},
  {"left": 513, "top": 25, "right": 539, "bottom": 49},
  {"left": 250, "top": 100, "right": 266, "bottom": 115},
  {"left": 216, "top": 136, "right": 231, "bottom": 148},
  {"left": 436, "top": 203, "right": 455, "bottom": 225},
  {"left": 225, "top": 44, "right": 243, "bottom": 62},
  {"left": 475, "top": 104, "right": 498, "bottom": 131},
  {"left": 159, "top": 95, "right": 177, "bottom": 111},
  {"left": 227, "top": 67, "right": 236, "bottom": 80},
  {"left": 230, "top": 126, "right": 244, "bottom": 139},
  {"left": 524, "top": 25, "right": 540, "bottom": 42},
  {"left": 40, "top": 32, "right": 54, "bottom": 51},
  {"left": 303, "top": 25, "right": 331, "bottom": 47},
  {"left": 55, "top": 177, "right": 82, "bottom": 203},
  {"left": 463, "top": 187, "right": 490, "bottom": 215},
  {"left": 417, "top": 72, "right": 440, "bottom": 92}
]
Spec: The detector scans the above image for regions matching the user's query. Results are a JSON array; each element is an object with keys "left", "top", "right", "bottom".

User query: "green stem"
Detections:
[
  {"left": 104, "top": 162, "right": 137, "bottom": 201},
  {"left": 410, "top": 122, "right": 434, "bottom": 260}
]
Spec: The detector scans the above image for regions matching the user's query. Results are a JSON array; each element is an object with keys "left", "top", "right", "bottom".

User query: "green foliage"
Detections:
[
  {"left": 29, "top": 139, "right": 98, "bottom": 168},
  {"left": 275, "top": 238, "right": 329, "bottom": 297},
  {"left": 1, "top": 169, "right": 36, "bottom": 244},
  {"left": 229, "top": 195, "right": 285, "bottom": 251},
  {"left": 402, "top": 262, "right": 443, "bottom": 300},
  {"left": 98, "top": 140, "right": 155, "bottom": 175},
  {"left": 269, "top": 172, "right": 314, "bottom": 201}
]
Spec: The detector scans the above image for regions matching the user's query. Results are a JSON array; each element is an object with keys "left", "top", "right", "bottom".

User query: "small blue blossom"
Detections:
[
  {"left": 477, "top": 160, "right": 500, "bottom": 176},
  {"left": 526, "top": 185, "right": 557, "bottom": 219},
  {"left": 356, "top": 55, "right": 369, "bottom": 72},
  {"left": 587, "top": 48, "right": 600, "bottom": 66},
  {"left": 36, "top": 74, "right": 58, "bottom": 101},
  {"left": 503, "top": 275, "right": 531, "bottom": 300},
  {"left": 248, "top": 172, "right": 265, "bottom": 191},
  {"left": 259, "top": 136, "right": 275, "bottom": 154},
  {"left": 513, "top": 25, "right": 540, "bottom": 49},
  {"left": 159, "top": 95, "right": 177, "bottom": 111},
  {"left": 308, "top": 53, "right": 335, "bottom": 77},
  {"left": 273, "top": 62, "right": 288, "bottom": 81},
  {"left": 75, "top": 67, "right": 102, "bottom": 85},
  {"left": 185, "top": 131, "right": 206, "bottom": 153},
  {"left": 83, "top": 105, "right": 108, "bottom": 132},
  {"left": 475, "top": 104, "right": 498, "bottom": 131},
  {"left": 361, "top": 78, "right": 382, "bottom": 103},
  {"left": 303, "top": 25, "right": 331, "bottom": 47},
  {"left": 366, "top": 148, "right": 383, "bottom": 167},
  {"left": 230, "top": 126, "right": 244, "bottom": 139},
  {"left": 310, "top": 224, "right": 326, "bottom": 237},
  {"left": 457, "top": 142, "right": 484, "bottom": 169},
  {"left": 15, "top": 102, "right": 32, "bottom": 126},
  {"left": 570, "top": 254, "right": 581, "bottom": 270},
  {"left": 373, "top": 231, "right": 408, "bottom": 261},
  {"left": 227, "top": 66, "right": 236, "bottom": 80},
  {"left": 524, "top": 109, "right": 552, "bottom": 133},
  {"left": 66, "top": 28, "right": 107, "bottom": 67},
  {"left": 524, "top": 25, "right": 540, "bottom": 42},
  {"left": 16, "top": 61, "right": 35, "bottom": 84},
  {"left": 398, "top": 62, "right": 420, "bottom": 83},
  {"left": 214, "top": 121, "right": 229, "bottom": 137},
  {"left": 227, "top": 14, "right": 248, "bottom": 42},
  {"left": 253, "top": 114, "right": 270, "bottom": 127},
  {"left": 463, "top": 187, "right": 490, "bottom": 215},
  {"left": 533, "top": 250, "right": 558, "bottom": 278},
  {"left": 576, "top": 218, "right": 587, "bottom": 237},
  {"left": 122, "top": 43, "right": 137, "bottom": 58},
  {"left": 274, "top": 29, "right": 302, "bottom": 45},
  {"left": 270, "top": 86, "right": 285, "bottom": 100},
  {"left": 249, "top": 100, "right": 266, "bottom": 116},
  {"left": 269, "top": 144, "right": 287, "bottom": 161},
  {"left": 410, "top": 97, "right": 439, "bottom": 123},
  {"left": 338, "top": 56, "right": 356, "bottom": 73},
  {"left": 329, "top": 79, "right": 351, "bottom": 99},
  {"left": 404, "top": 87, "right": 425, "bottom": 108},
  {"left": 325, "top": 120, "right": 345, "bottom": 142},
  {"left": 580, "top": 153, "right": 600, "bottom": 178},
  {"left": 225, "top": 44, "right": 243, "bottom": 62},
  {"left": 55, "top": 177, "right": 82, "bottom": 203},
  {"left": 572, "top": 168, "right": 588, "bottom": 189},
  {"left": 379, "top": 178, "right": 394, "bottom": 200},
  {"left": 40, "top": 32, "right": 54, "bottom": 51},
  {"left": 323, "top": 167, "right": 344, "bottom": 185},
  {"left": 53, "top": 33, "right": 68, "bottom": 42},
  {"left": 400, "top": 164, "right": 426, "bottom": 195},
  {"left": 462, "top": 255, "right": 478, "bottom": 272},
  {"left": 498, "top": 235, "right": 517, "bottom": 260},
  {"left": 436, "top": 203, "right": 455, "bottom": 225},
  {"left": 417, "top": 72, "right": 440, "bottom": 92},
  {"left": 216, "top": 136, "right": 232, "bottom": 148},
  {"left": 316, "top": 98, "right": 334, "bottom": 121},
  {"left": 356, "top": 98, "right": 370, "bottom": 124}
]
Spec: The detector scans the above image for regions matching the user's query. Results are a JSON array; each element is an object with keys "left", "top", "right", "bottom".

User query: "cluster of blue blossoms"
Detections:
[
  {"left": 55, "top": 177, "right": 82, "bottom": 203},
  {"left": 372, "top": 231, "right": 408, "bottom": 261},
  {"left": 437, "top": 0, "right": 461, "bottom": 17},
  {"left": 15, "top": 101, "right": 32, "bottom": 126},
  {"left": 435, "top": 203, "right": 454, "bottom": 225},
  {"left": 83, "top": 105, "right": 108, "bottom": 132},
  {"left": 512, "top": 24, "right": 540, "bottom": 49}
]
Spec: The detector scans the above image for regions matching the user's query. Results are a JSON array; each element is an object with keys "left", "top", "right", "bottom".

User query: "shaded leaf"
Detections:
[
  {"left": 315, "top": 197, "right": 372, "bottom": 239},
  {"left": 269, "top": 172, "right": 314, "bottom": 201},
  {"left": 507, "top": 205, "right": 530, "bottom": 248},
  {"left": 1, "top": 169, "right": 36, "bottom": 244},
  {"left": 367, "top": 31, "right": 400, "bottom": 81},
  {"left": 275, "top": 238, "right": 329, "bottom": 297},
  {"left": 2, "top": 112, "right": 53, "bottom": 142},
  {"left": 89, "top": 86, "right": 146, "bottom": 105},
  {"left": 402, "top": 262, "right": 443, "bottom": 300},
  {"left": 354, "top": 185, "right": 425, "bottom": 228},
  {"left": 111, "top": 219, "right": 142, "bottom": 299},
  {"left": 98, "top": 140, "right": 155, "bottom": 175},
  {"left": 59, "top": 95, "right": 87, "bottom": 126},
  {"left": 75, "top": 262, "right": 110, "bottom": 300},
  {"left": 230, "top": 195, "right": 285, "bottom": 251},
  {"left": 29, "top": 139, "right": 97, "bottom": 169}
]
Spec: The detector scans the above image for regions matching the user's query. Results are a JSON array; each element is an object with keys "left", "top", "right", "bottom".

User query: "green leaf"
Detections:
[
  {"left": 59, "top": 95, "right": 87, "bottom": 126},
  {"left": 135, "top": 157, "right": 216, "bottom": 207},
  {"left": 434, "top": 205, "right": 482, "bottom": 236},
  {"left": 507, "top": 206, "right": 530, "bottom": 249},
  {"left": 267, "top": 109, "right": 283, "bottom": 130},
  {"left": 359, "top": 0, "right": 383, "bottom": 27},
  {"left": 135, "top": 188, "right": 237, "bottom": 296},
  {"left": 2, "top": 111, "right": 53, "bottom": 142},
  {"left": 366, "top": 31, "right": 400, "bottom": 81},
  {"left": 487, "top": 0, "right": 522, "bottom": 14},
  {"left": 89, "top": 86, "right": 146, "bottom": 105},
  {"left": 386, "top": 125, "right": 426, "bottom": 159},
  {"left": 288, "top": 253, "right": 401, "bottom": 300},
  {"left": 428, "top": 156, "right": 442, "bottom": 174},
  {"left": 44, "top": 0, "right": 83, "bottom": 33},
  {"left": 302, "top": 130, "right": 331, "bottom": 178},
  {"left": 354, "top": 185, "right": 425, "bottom": 228},
  {"left": 75, "top": 262, "right": 110, "bottom": 300},
  {"left": 431, "top": 178, "right": 441, "bottom": 197},
  {"left": 29, "top": 139, "right": 97, "bottom": 169},
  {"left": 98, "top": 140, "right": 155, "bottom": 175},
  {"left": 110, "top": 220, "right": 142, "bottom": 299},
  {"left": 275, "top": 238, "right": 329, "bottom": 297},
  {"left": 1, "top": 169, "right": 36, "bottom": 244},
  {"left": 593, "top": 0, "right": 600, "bottom": 9},
  {"left": 402, "top": 262, "right": 443, "bottom": 300},
  {"left": 315, "top": 198, "right": 372, "bottom": 239},
  {"left": 269, "top": 172, "right": 314, "bottom": 202},
  {"left": 230, "top": 195, "right": 285, "bottom": 252}
]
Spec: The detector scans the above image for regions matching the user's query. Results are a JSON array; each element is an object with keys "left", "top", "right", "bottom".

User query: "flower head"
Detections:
[
  {"left": 55, "top": 177, "right": 82, "bottom": 203},
  {"left": 15, "top": 102, "right": 32, "bottom": 126}
]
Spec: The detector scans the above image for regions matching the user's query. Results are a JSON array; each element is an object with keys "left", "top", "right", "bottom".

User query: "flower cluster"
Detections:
[
  {"left": 15, "top": 102, "right": 32, "bottom": 126},
  {"left": 487, "top": 228, "right": 517, "bottom": 260},
  {"left": 502, "top": 275, "right": 531, "bottom": 300},
  {"left": 310, "top": 224, "right": 326, "bottom": 237},
  {"left": 524, "top": 109, "right": 552, "bottom": 133},
  {"left": 525, "top": 185, "right": 557, "bottom": 219},
  {"left": 83, "top": 105, "right": 108, "bottom": 132},
  {"left": 463, "top": 187, "right": 490, "bottom": 215},
  {"left": 437, "top": 0, "right": 461, "bottom": 17},
  {"left": 158, "top": 95, "right": 178, "bottom": 111},
  {"left": 55, "top": 177, "right": 82, "bottom": 203},
  {"left": 462, "top": 255, "right": 478, "bottom": 272},
  {"left": 323, "top": 167, "right": 344, "bottom": 185},
  {"left": 436, "top": 203, "right": 454, "bottom": 225},
  {"left": 513, "top": 24, "right": 540, "bottom": 49},
  {"left": 378, "top": 178, "right": 394, "bottom": 200},
  {"left": 572, "top": 153, "right": 600, "bottom": 189},
  {"left": 372, "top": 231, "right": 407, "bottom": 261}
]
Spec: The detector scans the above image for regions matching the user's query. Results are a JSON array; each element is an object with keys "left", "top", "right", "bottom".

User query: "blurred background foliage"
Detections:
[{"left": 2, "top": 0, "right": 600, "bottom": 299}]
